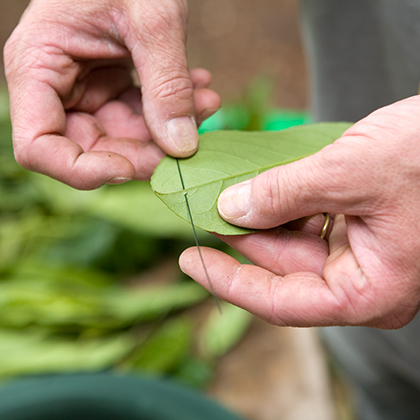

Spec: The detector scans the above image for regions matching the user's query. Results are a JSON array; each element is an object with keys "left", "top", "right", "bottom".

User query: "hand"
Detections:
[
  {"left": 180, "top": 95, "right": 420, "bottom": 329},
  {"left": 4, "top": 0, "right": 220, "bottom": 189}
]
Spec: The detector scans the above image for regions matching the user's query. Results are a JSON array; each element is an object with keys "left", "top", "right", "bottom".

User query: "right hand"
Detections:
[
  {"left": 4, "top": 0, "right": 220, "bottom": 189},
  {"left": 180, "top": 96, "right": 420, "bottom": 330}
]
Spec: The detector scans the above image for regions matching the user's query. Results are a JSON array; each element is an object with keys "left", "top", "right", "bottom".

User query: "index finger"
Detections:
[
  {"left": 9, "top": 73, "right": 135, "bottom": 189},
  {"left": 179, "top": 247, "right": 341, "bottom": 327}
]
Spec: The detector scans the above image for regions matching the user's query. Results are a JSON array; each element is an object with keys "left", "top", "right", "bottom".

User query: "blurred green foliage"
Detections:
[
  {"left": 0, "top": 86, "right": 252, "bottom": 387},
  {"left": 199, "top": 76, "right": 310, "bottom": 133}
]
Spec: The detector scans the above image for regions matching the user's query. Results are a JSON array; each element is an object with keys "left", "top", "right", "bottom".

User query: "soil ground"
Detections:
[{"left": 0, "top": 1, "right": 350, "bottom": 419}]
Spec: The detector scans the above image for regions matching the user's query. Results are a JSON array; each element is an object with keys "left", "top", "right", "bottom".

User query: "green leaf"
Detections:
[
  {"left": 29, "top": 172, "right": 100, "bottom": 215},
  {"left": 151, "top": 123, "right": 352, "bottom": 235},
  {"left": 105, "top": 282, "right": 209, "bottom": 324},
  {"left": 0, "top": 264, "right": 208, "bottom": 330},
  {"left": 198, "top": 302, "right": 252, "bottom": 360},
  {"left": 0, "top": 329, "right": 135, "bottom": 378},
  {"left": 127, "top": 317, "right": 193, "bottom": 375},
  {"left": 88, "top": 181, "right": 207, "bottom": 239}
]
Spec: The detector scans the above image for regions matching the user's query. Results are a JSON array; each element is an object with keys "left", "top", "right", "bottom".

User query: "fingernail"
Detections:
[
  {"left": 218, "top": 180, "right": 252, "bottom": 220},
  {"left": 106, "top": 176, "right": 132, "bottom": 185},
  {"left": 166, "top": 116, "right": 198, "bottom": 154}
]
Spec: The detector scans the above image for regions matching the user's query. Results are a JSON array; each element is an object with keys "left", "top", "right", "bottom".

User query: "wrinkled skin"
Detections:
[
  {"left": 180, "top": 96, "right": 420, "bottom": 329},
  {"left": 4, "top": 0, "right": 220, "bottom": 189}
]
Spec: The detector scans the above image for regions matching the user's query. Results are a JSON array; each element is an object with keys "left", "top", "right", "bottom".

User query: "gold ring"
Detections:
[{"left": 320, "top": 213, "right": 331, "bottom": 240}]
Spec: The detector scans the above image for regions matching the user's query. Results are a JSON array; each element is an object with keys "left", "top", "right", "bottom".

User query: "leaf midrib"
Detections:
[{"left": 157, "top": 154, "right": 310, "bottom": 195}]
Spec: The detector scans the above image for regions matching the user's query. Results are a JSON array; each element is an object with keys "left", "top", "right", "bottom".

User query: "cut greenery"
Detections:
[
  {"left": 0, "top": 90, "right": 251, "bottom": 387},
  {"left": 151, "top": 123, "right": 351, "bottom": 235}
]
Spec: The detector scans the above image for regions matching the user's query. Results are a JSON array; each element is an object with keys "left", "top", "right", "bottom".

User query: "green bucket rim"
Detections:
[{"left": 0, "top": 373, "right": 244, "bottom": 420}]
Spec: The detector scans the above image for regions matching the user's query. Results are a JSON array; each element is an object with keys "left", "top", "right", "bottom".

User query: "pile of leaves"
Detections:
[{"left": 0, "top": 87, "right": 252, "bottom": 387}]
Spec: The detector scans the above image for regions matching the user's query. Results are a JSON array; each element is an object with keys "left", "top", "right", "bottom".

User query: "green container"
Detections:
[{"left": 0, "top": 373, "right": 244, "bottom": 420}]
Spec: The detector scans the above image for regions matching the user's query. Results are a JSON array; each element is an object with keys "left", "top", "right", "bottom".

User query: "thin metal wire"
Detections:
[{"left": 176, "top": 159, "right": 222, "bottom": 313}]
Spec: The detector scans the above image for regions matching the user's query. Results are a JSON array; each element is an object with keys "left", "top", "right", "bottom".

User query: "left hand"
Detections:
[
  {"left": 180, "top": 95, "right": 420, "bottom": 329},
  {"left": 4, "top": 0, "right": 220, "bottom": 189}
]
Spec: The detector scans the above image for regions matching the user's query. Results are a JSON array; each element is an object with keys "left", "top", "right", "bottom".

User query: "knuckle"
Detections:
[
  {"left": 256, "top": 166, "right": 298, "bottom": 222},
  {"left": 257, "top": 168, "right": 283, "bottom": 219},
  {"left": 150, "top": 73, "right": 193, "bottom": 103}
]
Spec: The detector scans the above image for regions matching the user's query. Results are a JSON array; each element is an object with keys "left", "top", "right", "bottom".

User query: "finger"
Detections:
[
  {"left": 190, "top": 68, "right": 213, "bottom": 89},
  {"left": 217, "top": 139, "right": 374, "bottom": 229},
  {"left": 118, "top": 87, "right": 144, "bottom": 114},
  {"left": 93, "top": 101, "right": 151, "bottom": 141},
  {"left": 193, "top": 88, "right": 221, "bottom": 126},
  {"left": 18, "top": 133, "right": 135, "bottom": 189},
  {"left": 65, "top": 112, "right": 106, "bottom": 149},
  {"left": 283, "top": 213, "right": 333, "bottom": 237},
  {"left": 119, "top": 1, "right": 198, "bottom": 158},
  {"left": 328, "top": 214, "right": 349, "bottom": 253},
  {"left": 8, "top": 73, "right": 133, "bottom": 189},
  {"left": 69, "top": 66, "right": 133, "bottom": 112},
  {"left": 99, "top": 87, "right": 220, "bottom": 136},
  {"left": 180, "top": 244, "right": 416, "bottom": 328},
  {"left": 65, "top": 112, "right": 163, "bottom": 180},
  {"left": 214, "top": 227, "right": 328, "bottom": 276},
  {"left": 5, "top": 32, "right": 137, "bottom": 189},
  {"left": 90, "top": 137, "right": 164, "bottom": 180},
  {"left": 116, "top": 68, "right": 215, "bottom": 115},
  {"left": 179, "top": 247, "right": 348, "bottom": 327}
]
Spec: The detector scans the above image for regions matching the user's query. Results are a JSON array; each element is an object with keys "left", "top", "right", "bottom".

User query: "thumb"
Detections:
[
  {"left": 119, "top": 1, "right": 198, "bottom": 157},
  {"left": 217, "top": 142, "right": 372, "bottom": 229}
]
